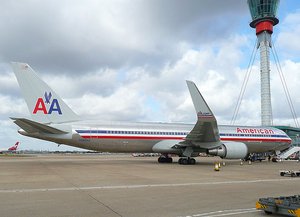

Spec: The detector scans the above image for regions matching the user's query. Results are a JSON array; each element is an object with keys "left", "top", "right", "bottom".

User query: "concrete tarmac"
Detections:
[{"left": 0, "top": 154, "right": 299, "bottom": 217}]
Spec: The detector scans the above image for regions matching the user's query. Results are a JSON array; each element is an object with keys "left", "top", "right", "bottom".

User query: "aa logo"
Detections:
[{"left": 33, "top": 92, "right": 62, "bottom": 114}]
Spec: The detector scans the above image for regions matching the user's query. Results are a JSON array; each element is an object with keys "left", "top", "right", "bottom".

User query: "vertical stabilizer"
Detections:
[
  {"left": 11, "top": 62, "right": 80, "bottom": 124},
  {"left": 8, "top": 142, "right": 19, "bottom": 151}
]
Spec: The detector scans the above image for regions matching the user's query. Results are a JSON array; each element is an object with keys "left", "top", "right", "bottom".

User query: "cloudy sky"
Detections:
[{"left": 1, "top": 0, "right": 300, "bottom": 151}]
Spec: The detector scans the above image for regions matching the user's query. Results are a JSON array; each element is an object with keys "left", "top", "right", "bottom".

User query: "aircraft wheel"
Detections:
[
  {"left": 158, "top": 156, "right": 164, "bottom": 163},
  {"left": 189, "top": 158, "right": 196, "bottom": 165},
  {"left": 158, "top": 156, "right": 172, "bottom": 163},
  {"left": 178, "top": 158, "right": 196, "bottom": 165},
  {"left": 181, "top": 158, "right": 188, "bottom": 165}
]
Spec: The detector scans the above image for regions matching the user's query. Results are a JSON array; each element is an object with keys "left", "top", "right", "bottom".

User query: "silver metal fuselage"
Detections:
[{"left": 20, "top": 120, "right": 291, "bottom": 153}]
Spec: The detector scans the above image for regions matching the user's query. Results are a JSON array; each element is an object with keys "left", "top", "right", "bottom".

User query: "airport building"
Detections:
[{"left": 275, "top": 126, "right": 300, "bottom": 147}]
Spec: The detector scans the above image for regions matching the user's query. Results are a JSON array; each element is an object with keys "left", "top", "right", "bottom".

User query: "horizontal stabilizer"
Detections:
[{"left": 10, "top": 117, "right": 68, "bottom": 134}]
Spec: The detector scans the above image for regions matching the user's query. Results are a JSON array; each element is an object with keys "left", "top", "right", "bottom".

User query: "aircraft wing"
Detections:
[{"left": 180, "top": 81, "right": 222, "bottom": 149}]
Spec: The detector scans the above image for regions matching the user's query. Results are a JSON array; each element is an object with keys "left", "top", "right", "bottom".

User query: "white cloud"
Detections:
[
  {"left": 56, "top": 34, "right": 255, "bottom": 124},
  {"left": 277, "top": 10, "right": 300, "bottom": 59},
  {"left": 43, "top": 68, "right": 119, "bottom": 98},
  {"left": 0, "top": 95, "right": 27, "bottom": 115},
  {"left": 0, "top": 0, "right": 247, "bottom": 72}
]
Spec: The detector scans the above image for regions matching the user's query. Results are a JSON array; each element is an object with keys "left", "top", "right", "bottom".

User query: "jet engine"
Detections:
[{"left": 207, "top": 142, "right": 248, "bottom": 159}]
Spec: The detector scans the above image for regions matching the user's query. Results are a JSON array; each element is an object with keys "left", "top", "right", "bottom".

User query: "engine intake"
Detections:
[{"left": 208, "top": 142, "right": 248, "bottom": 159}]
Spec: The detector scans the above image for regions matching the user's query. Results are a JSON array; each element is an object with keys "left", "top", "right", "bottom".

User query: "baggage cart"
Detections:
[
  {"left": 256, "top": 195, "right": 300, "bottom": 216},
  {"left": 280, "top": 170, "right": 300, "bottom": 177}
]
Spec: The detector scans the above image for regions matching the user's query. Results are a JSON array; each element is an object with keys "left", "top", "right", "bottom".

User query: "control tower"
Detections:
[{"left": 247, "top": 0, "right": 280, "bottom": 126}]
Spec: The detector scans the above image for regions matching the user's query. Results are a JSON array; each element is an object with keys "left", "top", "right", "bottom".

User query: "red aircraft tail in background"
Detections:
[
  {"left": 0, "top": 142, "right": 20, "bottom": 154},
  {"left": 8, "top": 142, "right": 19, "bottom": 151}
]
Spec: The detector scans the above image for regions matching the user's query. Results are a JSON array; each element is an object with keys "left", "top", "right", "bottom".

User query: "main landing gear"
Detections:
[
  {"left": 178, "top": 157, "right": 196, "bottom": 165},
  {"left": 158, "top": 154, "right": 173, "bottom": 163},
  {"left": 157, "top": 155, "right": 196, "bottom": 165}
]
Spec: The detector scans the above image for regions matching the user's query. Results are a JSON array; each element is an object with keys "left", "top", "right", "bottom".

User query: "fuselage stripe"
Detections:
[
  {"left": 81, "top": 135, "right": 185, "bottom": 140},
  {"left": 77, "top": 135, "right": 291, "bottom": 143},
  {"left": 75, "top": 130, "right": 291, "bottom": 143}
]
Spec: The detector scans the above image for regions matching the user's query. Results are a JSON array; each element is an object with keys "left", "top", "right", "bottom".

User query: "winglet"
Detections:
[
  {"left": 185, "top": 81, "right": 220, "bottom": 146},
  {"left": 186, "top": 80, "right": 215, "bottom": 120}
]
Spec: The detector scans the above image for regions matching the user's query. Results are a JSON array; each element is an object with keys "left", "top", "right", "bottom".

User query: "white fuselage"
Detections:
[{"left": 21, "top": 120, "right": 291, "bottom": 153}]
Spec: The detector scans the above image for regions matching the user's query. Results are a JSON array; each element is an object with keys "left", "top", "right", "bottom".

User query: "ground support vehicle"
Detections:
[
  {"left": 256, "top": 195, "right": 300, "bottom": 216},
  {"left": 280, "top": 170, "right": 300, "bottom": 177}
]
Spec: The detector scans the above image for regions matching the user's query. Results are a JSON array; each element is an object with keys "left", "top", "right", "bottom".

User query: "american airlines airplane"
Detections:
[{"left": 11, "top": 62, "right": 291, "bottom": 165}]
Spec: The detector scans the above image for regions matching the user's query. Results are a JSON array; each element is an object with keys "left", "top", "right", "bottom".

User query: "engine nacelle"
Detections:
[{"left": 208, "top": 142, "right": 248, "bottom": 159}]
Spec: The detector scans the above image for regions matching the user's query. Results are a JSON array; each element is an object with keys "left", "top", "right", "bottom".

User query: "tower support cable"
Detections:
[
  {"left": 271, "top": 42, "right": 299, "bottom": 128},
  {"left": 231, "top": 39, "right": 258, "bottom": 125}
]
